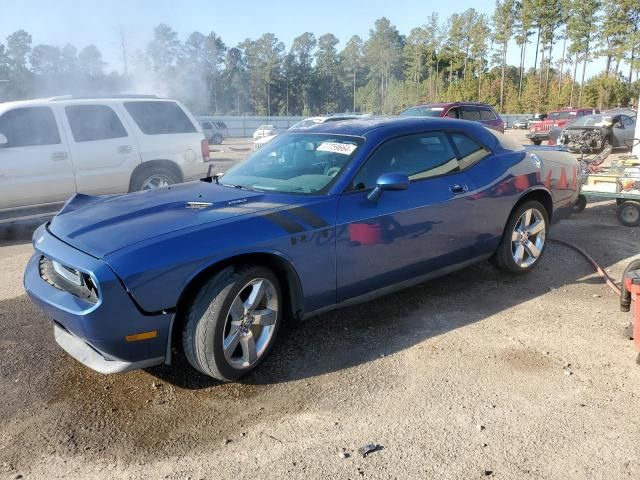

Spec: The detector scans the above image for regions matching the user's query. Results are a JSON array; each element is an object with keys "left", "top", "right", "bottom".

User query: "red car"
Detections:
[
  {"left": 527, "top": 107, "right": 598, "bottom": 145},
  {"left": 399, "top": 102, "right": 505, "bottom": 133}
]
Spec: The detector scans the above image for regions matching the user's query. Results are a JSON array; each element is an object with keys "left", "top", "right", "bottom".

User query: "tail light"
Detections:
[{"left": 201, "top": 138, "right": 210, "bottom": 161}]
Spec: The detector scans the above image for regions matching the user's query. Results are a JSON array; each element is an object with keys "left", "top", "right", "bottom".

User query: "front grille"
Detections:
[{"left": 39, "top": 256, "right": 99, "bottom": 304}]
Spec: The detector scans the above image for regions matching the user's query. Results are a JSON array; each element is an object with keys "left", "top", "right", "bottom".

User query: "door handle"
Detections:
[
  {"left": 117, "top": 145, "right": 133, "bottom": 154},
  {"left": 449, "top": 184, "right": 468, "bottom": 194},
  {"left": 51, "top": 152, "right": 68, "bottom": 161}
]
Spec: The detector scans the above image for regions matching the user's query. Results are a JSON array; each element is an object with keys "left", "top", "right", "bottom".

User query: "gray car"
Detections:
[
  {"left": 199, "top": 120, "right": 228, "bottom": 145},
  {"left": 558, "top": 113, "right": 636, "bottom": 152}
]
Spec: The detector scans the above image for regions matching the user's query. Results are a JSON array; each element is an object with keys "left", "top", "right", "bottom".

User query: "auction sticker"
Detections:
[{"left": 317, "top": 142, "right": 357, "bottom": 155}]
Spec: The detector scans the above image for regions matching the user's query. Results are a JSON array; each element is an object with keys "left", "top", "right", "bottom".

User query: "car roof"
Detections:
[
  {"left": 408, "top": 102, "right": 495, "bottom": 109},
  {"left": 0, "top": 95, "right": 171, "bottom": 110},
  {"left": 287, "top": 115, "right": 490, "bottom": 137}
]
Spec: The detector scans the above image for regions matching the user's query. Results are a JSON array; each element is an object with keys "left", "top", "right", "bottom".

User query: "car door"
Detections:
[
  {"left": 60, "top": 103, "right": 141, "bottom": 195},
  {"left": 0, "top": 105, "right": 75, "bottom": 214},
  {"left": 614, "top": 115, "right": 636, "bottom": 147},
  {"left": 335, "top": 131, "right": 479, "bottom": 302}
]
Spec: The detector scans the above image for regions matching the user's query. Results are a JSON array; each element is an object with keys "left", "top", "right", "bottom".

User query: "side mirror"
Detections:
[
  {"left": 367, "top": 172, "right": 409, "bottom": 202},
  {"left": 0, "top": 133, "right": 7, "bottom": 147}
]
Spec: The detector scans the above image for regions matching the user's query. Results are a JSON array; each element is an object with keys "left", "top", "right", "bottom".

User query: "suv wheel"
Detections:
[
  {"left": 532, "top": 139, "right": 542, "bottom": 145},
  {"left": 182, "top": 265, "right": 282, "bottom": 381},
  {"left": 211, "top": 134, "right": 223, "bottom": 145},
  {"left": 491, "top": 201, "right": 549, "bottom": 274},
  {"left": 130, "top": 166, "right": 180, "bottom": 192}
]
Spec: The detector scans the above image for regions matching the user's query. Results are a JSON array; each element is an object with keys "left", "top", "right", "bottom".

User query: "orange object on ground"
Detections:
[{"left": 623, "top": 275, "right": 640, "bottom": 355}]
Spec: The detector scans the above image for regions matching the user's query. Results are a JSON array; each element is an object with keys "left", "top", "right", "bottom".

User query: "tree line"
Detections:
[{"left": 1, "top": 0, "right": 639, "bottom": 116}]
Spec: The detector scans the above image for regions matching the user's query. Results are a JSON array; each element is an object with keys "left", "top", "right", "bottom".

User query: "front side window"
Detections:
[
  {"left": 351, "top": 132, "right": 459, "bottom": 191},
  {"left": 221, "top": 133, "right": 362, "bottom": 194},
  {"left": 622, "top": 115, "right": 635, "bottom": 126},
  {"left": 124, "top": 101, "right": 196, "bottom": 135},
  {"left": 0, "top": 107, "right": 61, "bottom": 147},
  {"left": 445, "top": 108, "right": 459, "bottom": 119},
  {"left": 201, "top": 122, "right": 213, "bottom": 129},
  {"left": 65, "top": 105, "right": 128, "bottom": 142}
]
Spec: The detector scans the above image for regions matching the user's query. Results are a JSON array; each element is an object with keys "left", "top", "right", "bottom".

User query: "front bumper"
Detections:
[
  {"left": 526, "top": 132, "right": 550, "bottom": 142},
  {"left": 24, "top": 224, "right": 173, "bottom": 374}
]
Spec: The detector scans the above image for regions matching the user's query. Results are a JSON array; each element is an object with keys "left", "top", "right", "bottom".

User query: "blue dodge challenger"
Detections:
[{"left": 24, "top": 117, "right": 579, "bottom": 381}]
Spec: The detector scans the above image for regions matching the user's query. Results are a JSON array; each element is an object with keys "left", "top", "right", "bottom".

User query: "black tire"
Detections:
[
  {"left": 129, "top": 166, "right": 180, "bottom": 192},
  {"left": 616, "top": 198, "right": 624, "bottom": 206},
  {"left": 532, "top": 139, "right": 542, "bottom": 145},
  {"left": 616, "top": 201, "right": 640, "bottom": 227},
  {"left": 211, "top": 133, "right": 223, "bottom": 145},
  {"left": 182, "top": 265, "right": 282, "bottom": 381},
  {"left": 491, "top": 200, "right": 550, "bottom": 274},
  {"left": 573, "top": 194, "right": 587, "bottom": 213}
]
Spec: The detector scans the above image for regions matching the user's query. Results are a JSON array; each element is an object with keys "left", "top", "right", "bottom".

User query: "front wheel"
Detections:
[
  {"left": 211, "top": 133, "right": 223, "bottom": 145},
  {"left": 491, "top": 201, "right": 549, "bottom": 274},
  {"left": 182, "top": 266, "right": 282, "bottom": 381},
  {"left": 532, "top": 139, "right": 542, "bottom": 146}
]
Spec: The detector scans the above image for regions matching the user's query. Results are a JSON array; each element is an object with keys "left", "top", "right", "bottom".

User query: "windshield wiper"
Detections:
[{"left": 221, "top": 183, "right": 262, "bottom": 193}]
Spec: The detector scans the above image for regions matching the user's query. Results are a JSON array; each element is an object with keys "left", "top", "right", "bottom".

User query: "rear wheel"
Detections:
[
  {"left": 616, "top": 201, "right": 640, "bottom": 227},
  {"left": 532, "top": 139, "right": 542, "bottom": 146},
  {"left": 211, "top": 133, "right": 223, "bottom": 145},
  {"left": 182, "top": 266, "right": 282, "bottom": 381},
  {"left": 491, "top": 201, "right": 549, "bottom": 274},
  {"left": 573, "top": 194, "right": 587, "bottom": 213},
  {"left": 130, "top": 166, "right": 180, "bottom": 192}
]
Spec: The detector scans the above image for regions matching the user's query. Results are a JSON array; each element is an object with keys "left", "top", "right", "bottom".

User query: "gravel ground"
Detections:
[{"left": 1, "top": 131, "right": 640, "bottom": 479}]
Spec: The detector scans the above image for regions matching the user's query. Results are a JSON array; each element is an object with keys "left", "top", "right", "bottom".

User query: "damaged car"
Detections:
[
  {"left": 24, "top": 117, "right": 579, "bottom": 381},
  {"left": 558, "top": 113, "right": 636, "bottom": 153}
]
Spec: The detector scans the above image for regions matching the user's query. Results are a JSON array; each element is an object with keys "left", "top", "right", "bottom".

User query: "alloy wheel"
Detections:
[
  {"left": 222, "top": 278, "right": 279, "bottom": 369},
  {"left": 511, "top": 208, "right": 546, "bottom": 268},
  {"left": 141, "top": 174, "right": 173, "bottom": 190}
]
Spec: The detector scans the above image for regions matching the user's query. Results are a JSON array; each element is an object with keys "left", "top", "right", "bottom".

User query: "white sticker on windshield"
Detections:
[{"left": 317, "top": 142, "right": 357, "bottom": 155}]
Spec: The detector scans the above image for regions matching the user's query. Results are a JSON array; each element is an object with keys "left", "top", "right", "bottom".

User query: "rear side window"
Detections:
[
  {"left": 201, "top": 122, "right": 213, "bottom": 129},
  {"left": 0, "top": 107, "right": 61, "bottom": 147},
  {"left": 124, "top": 101, "right": 196, "bottom": 135},
  {"left": 449, "top": 133, "right": 490, "bottom": 168},
  {"left": 215, "top": 122, "right": 227, "bottom": 129},
  {"left": 65, "top": 105, "right": 128, "bottom": 142},
  {"left": 479, "top": 107, "right": 497, "bottom": 121},
  {"left": 461, "top": 107, "right": 481, "bottom": 121}
]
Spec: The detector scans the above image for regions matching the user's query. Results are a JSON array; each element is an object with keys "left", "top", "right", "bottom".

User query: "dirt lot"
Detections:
[{"left": 1, "top": 131, "right": 640, "bottom": 479}]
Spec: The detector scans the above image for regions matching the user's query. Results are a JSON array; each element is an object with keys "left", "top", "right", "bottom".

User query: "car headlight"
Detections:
[{"left": 39, "top": 256, "right": 99, "bottom": 304}]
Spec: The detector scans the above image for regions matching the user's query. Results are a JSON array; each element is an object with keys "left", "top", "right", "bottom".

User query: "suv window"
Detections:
[
  {"left": 201, "top": 122, "right": 213, "bottom": 129},
  {"left": 450, "top": 133, "right": 491, "bottom": 168},
  {"left": 351, "top": 132, "right": 458, "bottom": 190},
  {"left": 0, "top": 107, "right": 61, "bottom": 147},
  {"left": 479, "top": 107, "right": 497, "bottom": 121},
  {"left": 124, "top": 101, "right": 196, "bottom": 135},
  {"left": 621, "top": 115, "right": 635, "bottom": 126},
  {"left": 445, "top": 108, "right": 459, "bottom": 119},
  {"left": 215, "top": 121, "right": 227, "bottom": 129},
  {"left": 65, "top": 105, "right": 128, "bottom": 142},
  {"left": 461, "top": 106, "right": 481, "bottom": 121}
]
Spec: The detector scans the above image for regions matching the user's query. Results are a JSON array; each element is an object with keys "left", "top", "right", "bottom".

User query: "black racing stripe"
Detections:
[
  {"left": 264, "top": 212, "right": 306, "bottom": 234},
  {"left": 288, "top": 206, "right": 329, "bottom": 229}
]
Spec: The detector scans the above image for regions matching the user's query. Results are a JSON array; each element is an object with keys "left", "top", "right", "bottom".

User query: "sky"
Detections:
[{"left": 0, "top": 0, "right": 606, "bottom": 78}]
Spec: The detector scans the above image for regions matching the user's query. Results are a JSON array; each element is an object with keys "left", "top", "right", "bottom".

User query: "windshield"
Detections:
[
  {"left": 549, "top": 111, "right": 576, "bottom": 120},
  {"left": 221, "top": 133, "right": 362, "bottom": 194},
  {"left": 570, "top": 115, "right": 614, "bottom": 127},
  {"left": 399, "top": 106, "right": 444, "bottom": 117}
]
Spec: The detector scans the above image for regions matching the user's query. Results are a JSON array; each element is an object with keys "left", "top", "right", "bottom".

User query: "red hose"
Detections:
[{"left": 549, "top": 238, "right": 622, "bottom": 296}]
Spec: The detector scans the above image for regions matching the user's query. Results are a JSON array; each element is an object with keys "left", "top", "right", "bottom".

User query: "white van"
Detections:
[{"left": 0, "top": 95, "right": 210, "bottom": 221}]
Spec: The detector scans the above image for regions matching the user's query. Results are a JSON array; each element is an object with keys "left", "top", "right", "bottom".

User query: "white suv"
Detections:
[{"left": 0, "top": 95, "right": 210, "bottom": 220}]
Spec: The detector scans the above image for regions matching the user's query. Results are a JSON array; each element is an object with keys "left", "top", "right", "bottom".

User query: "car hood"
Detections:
[{"left": 48, "top": 181, "right": 301, "bottom": 258}]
